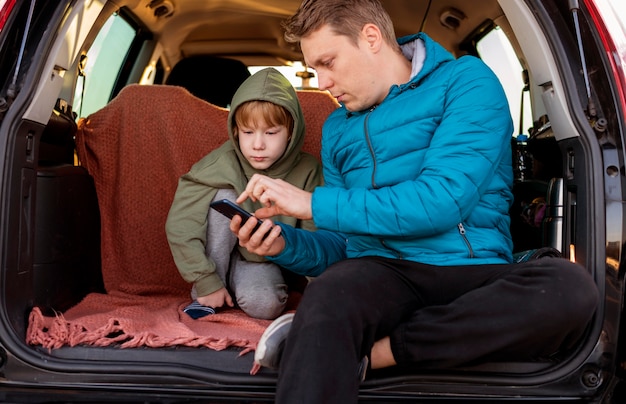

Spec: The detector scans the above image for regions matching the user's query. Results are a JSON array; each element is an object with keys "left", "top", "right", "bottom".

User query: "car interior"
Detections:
[{"left": 0, "top": 0, "right": 619, "bottom": 399}]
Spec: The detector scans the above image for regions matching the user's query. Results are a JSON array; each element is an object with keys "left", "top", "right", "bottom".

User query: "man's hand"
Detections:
[
  {"left": 236, "top": 174, "right": 313, "bottom": 220},
  {"left": 230, "top": 215, "right": 286, "bottom": 257},
  {"left": 197, "top": 287, "right": 234, "bottom": 308}
]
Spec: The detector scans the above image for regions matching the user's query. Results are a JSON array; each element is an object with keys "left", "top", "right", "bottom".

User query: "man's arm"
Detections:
[
  {"left": 268, "top": 225, "right": 347, "bottom": 276},
  {"left": 229, "top": 214, "right": 346, "bottom": 277}
]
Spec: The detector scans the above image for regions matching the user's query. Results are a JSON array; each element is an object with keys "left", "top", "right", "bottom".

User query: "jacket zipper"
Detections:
[
  {"left": 364, "top": 110, "right": 378, "bottom": 188},
  {"left": 457, "top": 223, "right": 474, "bottom": 258}
]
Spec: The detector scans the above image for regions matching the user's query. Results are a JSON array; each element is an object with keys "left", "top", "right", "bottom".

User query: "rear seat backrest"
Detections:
[
  {"left": 75, "top": 84, "right": 230, "bottom": 295},
  {"left": 74, "top": 84, "right": 337, "bottom": 294},
  {"left": 296, "top": 90, "right": 339, "bottom": 161}
]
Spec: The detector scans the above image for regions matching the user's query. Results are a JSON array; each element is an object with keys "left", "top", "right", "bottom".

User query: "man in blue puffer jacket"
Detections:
[{"left": 232, "top": 0, "right": 600, "bottom": 402}]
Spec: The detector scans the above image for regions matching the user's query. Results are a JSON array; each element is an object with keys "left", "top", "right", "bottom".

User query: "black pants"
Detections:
[{"left": 275, "top": 257, "right": 599, "bottom": 404}]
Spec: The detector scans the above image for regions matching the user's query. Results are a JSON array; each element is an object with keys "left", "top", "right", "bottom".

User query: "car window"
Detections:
[
  {"left": 608, "top": 0, "right": 626, "bottom": 29},
  {"left": 249, "top": 62, "right": 318, "bottom": 90},
  {"left": 477, "top": 27, "right": 532, "bottom": 137},
  {"left": 73, "top": 13, "right": 137, "bottom": 118}
]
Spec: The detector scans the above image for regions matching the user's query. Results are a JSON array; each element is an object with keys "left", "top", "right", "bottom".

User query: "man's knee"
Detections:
[
  {"left": 530, "top": 258, "right": 599, "bottom": 328},
  {"left": 559, "top": 261, "right": 599, "bottom": 321}
]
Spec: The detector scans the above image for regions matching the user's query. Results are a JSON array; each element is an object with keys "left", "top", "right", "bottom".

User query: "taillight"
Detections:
[
  {"left": 584, "top": 0, "right": 626, "bottom": 122},
  {"left": 0, "top": 0, "right": 18, "bottom": 32}
]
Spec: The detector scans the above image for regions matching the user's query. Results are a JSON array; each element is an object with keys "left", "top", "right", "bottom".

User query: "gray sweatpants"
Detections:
[{"left": 194, "top": 188, "right": 288, "bottom": 320}]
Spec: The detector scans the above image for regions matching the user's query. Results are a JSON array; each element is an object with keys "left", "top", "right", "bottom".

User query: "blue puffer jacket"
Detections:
[{"left": 271, "top": 33, "right": 514, "bottom": 276}]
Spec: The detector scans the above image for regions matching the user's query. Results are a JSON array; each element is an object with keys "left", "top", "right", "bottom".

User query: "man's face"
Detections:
[{"left": 301, "top": 25, "right": 383, "bottom": 112}]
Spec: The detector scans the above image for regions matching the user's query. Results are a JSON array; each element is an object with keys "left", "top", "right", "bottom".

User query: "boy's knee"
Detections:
[{"left": 237, "top": 287, "right": 288, "bottom": 320}]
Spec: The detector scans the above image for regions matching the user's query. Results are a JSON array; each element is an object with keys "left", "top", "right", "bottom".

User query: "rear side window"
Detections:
[
  {"left": 477, "top": 27, "right": 532, "bottom": 137},
  {"left": 73, "top": 13, "right": 136, "bottom": 118}
]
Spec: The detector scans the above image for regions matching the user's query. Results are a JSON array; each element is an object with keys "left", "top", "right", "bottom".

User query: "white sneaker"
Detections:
[{"left": 254, "top": 312, "right": 295, "bottom": 369}]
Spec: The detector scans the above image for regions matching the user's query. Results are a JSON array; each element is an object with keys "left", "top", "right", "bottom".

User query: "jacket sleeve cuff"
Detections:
[{"left": 193, "top": 272, "right": 225, "bottom": 297}]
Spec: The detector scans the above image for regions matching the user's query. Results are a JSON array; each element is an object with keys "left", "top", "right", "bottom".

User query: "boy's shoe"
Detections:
[
  {"left": 183, "top": 300, "right": 216, "bottom": 319},
  {"left": 254, "top": 312, "right": 295, "bottom": 369}
]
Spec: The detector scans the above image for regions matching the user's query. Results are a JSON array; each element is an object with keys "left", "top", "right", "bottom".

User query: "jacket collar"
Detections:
[{"left": 397, "top": 32, "right": 455, "bottom": 87}]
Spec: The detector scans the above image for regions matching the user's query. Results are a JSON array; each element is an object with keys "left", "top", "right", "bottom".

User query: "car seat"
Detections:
[
  {"left": 296, "top": 90, "right": 339, "bottom": 161},
  {"left": 73, "top": 83, "right": 337, "bottom": 295}
]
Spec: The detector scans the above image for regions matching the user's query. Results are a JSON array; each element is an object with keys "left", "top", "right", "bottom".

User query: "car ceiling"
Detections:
[{"left": 121, "top": 0, "right": 506, "bottom": 68}]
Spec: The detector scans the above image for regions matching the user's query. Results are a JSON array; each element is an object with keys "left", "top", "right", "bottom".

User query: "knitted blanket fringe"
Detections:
[{"left": 27, "top": 305, "right": 262, "bottom": 354}]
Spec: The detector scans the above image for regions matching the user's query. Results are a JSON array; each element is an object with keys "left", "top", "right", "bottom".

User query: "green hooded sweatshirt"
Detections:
[{"left": 165, "top": 67, "right": 323, "bottom": 297}]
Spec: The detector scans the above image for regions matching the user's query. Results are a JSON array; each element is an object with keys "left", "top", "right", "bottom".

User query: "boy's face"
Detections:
[{"left": 237, "top": 122, "right": 290, "bottom": 170}]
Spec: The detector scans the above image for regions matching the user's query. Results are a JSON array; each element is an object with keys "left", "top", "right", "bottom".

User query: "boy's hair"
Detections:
[
  {"left": 282, "top": 0, "right": 398, "bottom": 51},
  {"left": 233, "top": 100, "right": 294, "bottom": 137}
]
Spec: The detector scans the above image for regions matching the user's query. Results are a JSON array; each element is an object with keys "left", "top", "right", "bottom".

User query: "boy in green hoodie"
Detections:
[{"left": 165, "top": 68, "right": 323, "bottom": 320}]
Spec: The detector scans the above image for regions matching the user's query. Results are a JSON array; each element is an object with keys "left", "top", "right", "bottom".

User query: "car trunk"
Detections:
[{"left": 0, "top": 0, "right": 623, "bottom": 401}]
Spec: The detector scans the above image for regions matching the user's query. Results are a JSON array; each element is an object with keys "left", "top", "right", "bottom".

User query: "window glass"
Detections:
[
  {"left": 477, "top": 27, "right": 532, "bottom": 137},
  {"left": 607, "top": 0, "right": 626, "bottom": 29},
  {"left": 249, "top": 62, "right": 318, "bottom": 90},
  {"left": 73, "top": 13, "right": 136, "bottom": 118}
]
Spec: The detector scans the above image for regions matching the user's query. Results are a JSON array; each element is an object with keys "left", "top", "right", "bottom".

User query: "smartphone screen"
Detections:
[{"left": 210, "top": 199, "right": 263, "bottom": 233}]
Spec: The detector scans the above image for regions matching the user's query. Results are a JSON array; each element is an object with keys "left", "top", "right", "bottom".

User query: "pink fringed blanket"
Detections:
[
  {"left": 28, "top": 295, "right": 269, "bottom": 353},
  {"left": 25, "top": 84, "right": 337, "bottom": 353},
  {"left": 27, "top": 85, "right": 269, "bottom": 352}
]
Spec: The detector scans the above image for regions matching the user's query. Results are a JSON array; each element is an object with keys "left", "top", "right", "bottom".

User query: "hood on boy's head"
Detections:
[{"left": 227, "top": 67, "right": 306, "bottom": 171}]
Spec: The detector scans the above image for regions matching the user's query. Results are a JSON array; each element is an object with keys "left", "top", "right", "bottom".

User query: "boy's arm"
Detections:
[{"left": 165, "top": 172, "right": 225, "bottom": 296}]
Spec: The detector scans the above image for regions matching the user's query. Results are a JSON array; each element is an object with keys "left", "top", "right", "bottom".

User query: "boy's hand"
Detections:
[{"left": 197, "top": 287, "right": 234, "bottom": 309}]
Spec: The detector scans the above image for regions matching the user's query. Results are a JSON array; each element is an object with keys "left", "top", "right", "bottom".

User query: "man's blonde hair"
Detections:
[{"left": 282, "top": 0, "right": 399, "bottom": 52}]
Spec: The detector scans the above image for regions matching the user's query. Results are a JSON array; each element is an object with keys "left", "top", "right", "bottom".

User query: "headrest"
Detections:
[{"left": 165, "top": 55, "right": 251, "bottom": 108}]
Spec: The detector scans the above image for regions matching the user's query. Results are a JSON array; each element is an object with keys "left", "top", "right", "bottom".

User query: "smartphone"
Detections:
[{"left": 210, "top": 199, "right": 264, "bottom": 234}]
